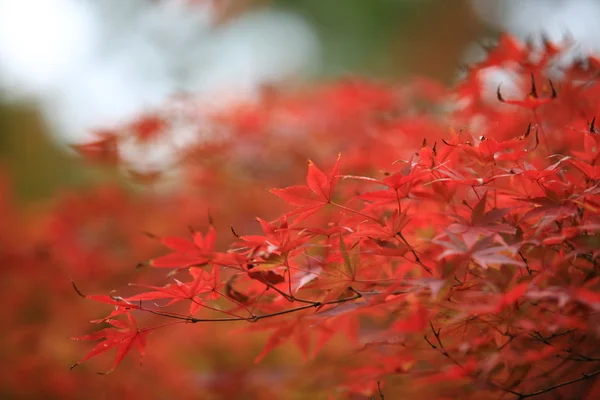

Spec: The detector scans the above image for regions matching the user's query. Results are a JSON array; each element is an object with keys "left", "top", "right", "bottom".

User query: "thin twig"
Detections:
[
  {"left": 377, "top": 381, "right": 384, "bottom": 400},
  {"left": 73, "top": 280, "right": 363, "bottom": 325},
  {"left": 511, "top": 369, "right": 600, "bottom": 399}
]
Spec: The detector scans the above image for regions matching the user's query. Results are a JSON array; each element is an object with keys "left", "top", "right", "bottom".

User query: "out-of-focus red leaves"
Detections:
[
  {"left": 70, "top": 131, "right": 119, "bottom": 164},
  {"left": 128, "top": 114, "right": 166, "bottom": 142},
  {"left": 391, "top": 304, "right": 428, "bottom": 333}
]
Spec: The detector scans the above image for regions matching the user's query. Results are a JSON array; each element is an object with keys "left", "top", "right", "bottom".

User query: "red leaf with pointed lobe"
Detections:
[
  {"left": 270, "top": 155, "right": 341, "bottom": 223},
  {"left": 126, "top": 267, "right": 216, "bottom": 314},
  {"left": 151, "top": 226, "right": 218, "bottom": 268},
  {"left": 71, "top": 314, "right": 150, "bottom": 374}
]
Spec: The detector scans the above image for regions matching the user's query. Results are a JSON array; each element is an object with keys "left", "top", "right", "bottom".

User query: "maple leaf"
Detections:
[
  {"left": 127, "top": 267, "right": 218, "bottom": 315},
  {"left": 516, "top": 156, "right": 570, "bottom": 182},
  {"left": 381, "top": 164, "right": 432, "bottom": 192},
  {"left": 270, "top": 154, "right": 341, "bottom": 223},
  {"left": 291, "top": 265, "right": 322, "bottom": 293},
  {"left": 442, "top": 125, "right": 537, "bottom": 164},
  {"left": 570, "top": 123, "right": 600, "bottom": 165},
  {"left": 353, "top": 208, "right": 411, "bottom": 239},
  {"left": 71, "top": 281, "right": 140, "bottom": 322},
  {"left": 347, "top": 160, "right": 436, "bottom": 210},
  {"left": 310, "top": 235, "right": 367, "bottom": 303},
  {"left": 517, "top": 189, "right": 581, "bottom": 226},
  {"left": 434, "top": 232, "right": 525, "bottom": 269},
  {"left": 71, "top": 314, "right": 150, "bottom": 374},
  {"left": 151, "top": 226, "right": 217, "bottom": 268},
  {"left": 151, "top": 226, "right": 241, "bottom": 268},
  {"left": 569, "top": 159, "right": 600, "bottom": 180},
  {"left": 480, "top": 129, "right": 536, "bottom": 162},
  {"left": 447, "top": 192, "right": 516, "bottom": 236},
  {"left": 240, "top": 216, "right": 307, "bottom": 256}
]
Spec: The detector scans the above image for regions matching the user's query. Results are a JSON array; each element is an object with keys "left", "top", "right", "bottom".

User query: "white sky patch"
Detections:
[
  {"left": 0, "top": 0, "right": 98, "bottom": 99},
  {"left": 478, "top": 64, "right": 525, "bottom": 108},
  {"left": 0, "top": 0, "right": 321, "bottom": 154},
  {"left": 472, "top": 0, "right": 600, "bottom": 54}
]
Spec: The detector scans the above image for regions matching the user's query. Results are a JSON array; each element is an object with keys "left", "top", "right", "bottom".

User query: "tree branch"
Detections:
[{"left": 511, "top": 369, "right": 600, "bottom": 399}]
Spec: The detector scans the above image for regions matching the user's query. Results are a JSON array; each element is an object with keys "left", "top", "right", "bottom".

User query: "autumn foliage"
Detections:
[{"left": 3, "top": 34, "right": 600, "bottom": 399}]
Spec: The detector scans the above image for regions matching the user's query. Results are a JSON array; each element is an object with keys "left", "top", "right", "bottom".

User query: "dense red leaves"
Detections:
[{"left": 63, "top": 34, "right": 600, "bottom": 399}]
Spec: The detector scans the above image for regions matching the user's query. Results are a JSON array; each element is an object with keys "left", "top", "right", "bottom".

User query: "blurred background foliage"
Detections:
[
  {"left": 278, "top": 0, "right": 482, "bottom": 79},
  {"left": 0, "top": 0, "right": 485, "bottom": 203}
]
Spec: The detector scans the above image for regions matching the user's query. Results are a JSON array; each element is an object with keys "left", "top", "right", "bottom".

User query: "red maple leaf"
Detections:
[
  {"left": 447, "top": 192, "right": 516, "bottom": 236},
  {"left": 346, "top": 158, "right": 435, "bottom": 210},
  {"left": 71, "top": 314, "right": 150, "bottom": 374},
  {"left": 270, "top": 154, "right": 341, "bottom": 222},
  {"left": 434, "top": 232, "right": 525, "bottom": 270},
  {"left": 127, "top": 267, "right": 220, "bottom": 314},
  {"left": 569, "top": 159, "right": 600, "bottom": 180},
  {"left": 151, "top": 226, "right": 242, "bottom": 268},
  {"left": 239, "top": 216, "right": 307, "bottom": 256},
  {"left": 71, "top": 281, "right": 140, "bottom": 322}
]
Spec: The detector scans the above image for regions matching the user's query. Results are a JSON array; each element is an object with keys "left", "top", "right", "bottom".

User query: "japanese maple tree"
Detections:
[
  {"left": 6, "top": 33, "right": 600, "bottom": 399},
  {"left": 63, "top": 34, "right": 600, "bottom": 399}
]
